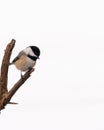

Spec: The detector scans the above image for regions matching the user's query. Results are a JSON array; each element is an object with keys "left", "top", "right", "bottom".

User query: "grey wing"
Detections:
[{"left": 12, "top": 51, "right": 26, "bottom": 63}]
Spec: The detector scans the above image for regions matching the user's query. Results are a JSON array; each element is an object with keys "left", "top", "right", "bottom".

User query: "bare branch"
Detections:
[
  {"left": 0, "top": 39, "right": 15, "bottom": 97},
  {"left": 7, "top": 68, "right": 34, "bottom": 102},
  {"left": 0, "top": 39, "right": 35, "bottom": 111}
]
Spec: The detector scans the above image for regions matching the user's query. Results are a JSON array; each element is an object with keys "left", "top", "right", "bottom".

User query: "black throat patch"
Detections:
[{"left": 27, "top": 55, "right": 37, "bottom": 61}]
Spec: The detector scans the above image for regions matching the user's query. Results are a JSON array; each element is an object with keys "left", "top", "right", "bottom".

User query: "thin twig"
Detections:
[{"left": 7, "top": 68, "right": 34, "bottom": 103}]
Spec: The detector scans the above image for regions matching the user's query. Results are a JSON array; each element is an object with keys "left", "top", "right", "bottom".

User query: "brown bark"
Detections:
[
  {"left": 0, "top": 39, "right": 34, "bottom": 111},
  {"left": 0, "top": 39, "right": 15, "bottom": 97}
]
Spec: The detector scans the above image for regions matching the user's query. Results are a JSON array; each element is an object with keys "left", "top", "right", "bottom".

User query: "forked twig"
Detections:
[{"left": 0, "top": 39, "right": 34, "bottom": 111}]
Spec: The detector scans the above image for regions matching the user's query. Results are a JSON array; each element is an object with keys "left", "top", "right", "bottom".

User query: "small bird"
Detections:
[{"left": 10, "top": 46, "right": 40, "bottom": 77}]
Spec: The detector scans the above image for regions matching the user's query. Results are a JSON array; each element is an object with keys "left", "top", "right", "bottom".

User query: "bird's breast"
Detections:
[{"left": 14, "top": 55, "right": 36, "bottom": 71}]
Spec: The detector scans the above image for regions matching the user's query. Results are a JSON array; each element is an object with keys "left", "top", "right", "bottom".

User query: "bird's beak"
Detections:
[{"left": 37, "top": 57, "right": 40, "bottom": 59}]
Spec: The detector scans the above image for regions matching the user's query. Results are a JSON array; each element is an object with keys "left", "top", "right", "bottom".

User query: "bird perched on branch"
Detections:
[{"left": 10, "top": 46, "right": 40, "bottom": 77}]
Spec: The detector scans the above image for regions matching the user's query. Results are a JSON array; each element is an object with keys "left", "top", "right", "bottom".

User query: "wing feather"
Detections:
[{"left": 12, "top": 51, "right": 26, "bottom": 63}]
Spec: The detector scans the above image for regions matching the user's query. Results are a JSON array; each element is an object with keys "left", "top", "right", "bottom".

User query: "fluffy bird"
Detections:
[{"left": 10, "top": 46, "right": 40, "bottom": 76}]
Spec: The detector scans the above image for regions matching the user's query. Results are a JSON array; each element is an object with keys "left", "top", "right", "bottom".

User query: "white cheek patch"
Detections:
[{"left": 23, "top": 47, "right": 37, "bottom": 57}]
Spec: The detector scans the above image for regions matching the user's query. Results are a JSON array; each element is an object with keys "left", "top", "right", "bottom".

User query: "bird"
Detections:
[{"left": 10, "top": 46, "right": 40, "bottom": 77}]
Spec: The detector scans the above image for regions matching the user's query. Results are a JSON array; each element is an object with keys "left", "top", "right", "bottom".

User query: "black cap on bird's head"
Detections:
[{"left": 30, "top": 46, "right": 40, "bottom": 59}]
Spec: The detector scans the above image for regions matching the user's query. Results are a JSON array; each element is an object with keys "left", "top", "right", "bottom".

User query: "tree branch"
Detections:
[
  {"left": 0, "top": 39, "right": 15, "bottom": 98},
  {"left": 7, "top": 68, "right": 34, "bottom": 102},
  {"left": 0, "top": 39, "right": 35, "bottom": 111}
]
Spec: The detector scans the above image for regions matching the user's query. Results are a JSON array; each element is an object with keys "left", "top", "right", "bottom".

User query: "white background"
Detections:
[{"left": 0, "top": 0, "right": 104, "bottom": 130}]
